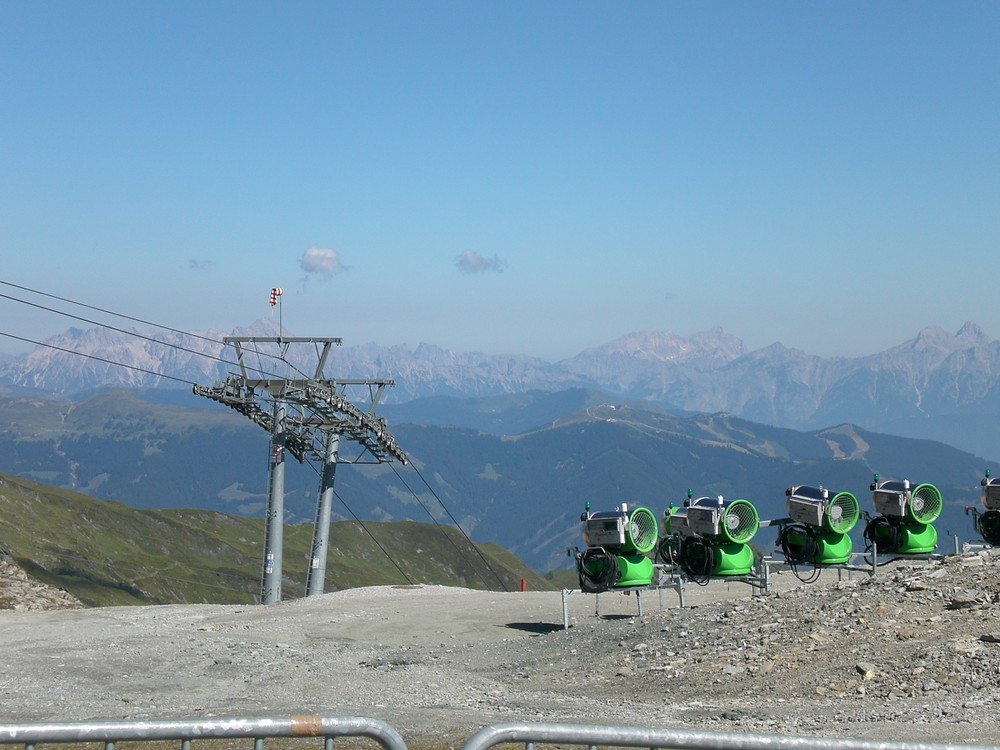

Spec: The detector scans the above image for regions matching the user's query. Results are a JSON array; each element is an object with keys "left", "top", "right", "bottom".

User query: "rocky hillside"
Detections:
[
  {"left": 439, "top": 547, "right": 1000, "bottom": 744},
  {"left": 540, "top": 549, "right": 1000, "bottom": 739}
]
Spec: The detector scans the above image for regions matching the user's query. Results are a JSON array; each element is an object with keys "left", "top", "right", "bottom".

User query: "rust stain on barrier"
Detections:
[{"left": 290, "top": 715, "right": 324, "bottom": 736}]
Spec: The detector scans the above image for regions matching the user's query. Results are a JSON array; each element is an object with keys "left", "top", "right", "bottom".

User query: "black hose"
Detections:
[
  {"left": 778, "top": 522, "right": 817, "bottom": 565},
  {"left": 980, "top": 510, "right": 1000, "bottom": 546},
  {"left": 678, "top": 535, "right": 714, "bottom": 586},
  {"left": 656, "top": 535, "right": 679, "bottom": 567},
  {"left": 863, "top": 515, "right": 900, "bottom": 556},
  {"left": 576, "top": 547, "right": 619, "bottom": 593},
  {"left": 777, "top": 522, "right": 821, "bottom": 583}
]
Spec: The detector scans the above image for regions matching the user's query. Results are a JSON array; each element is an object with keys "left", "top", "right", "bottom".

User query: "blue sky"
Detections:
[{"left": 2, "top": 2, "right": 998, "bottom": 360}]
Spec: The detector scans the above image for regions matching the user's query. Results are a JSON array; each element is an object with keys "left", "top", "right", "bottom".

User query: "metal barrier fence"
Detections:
[
  {"left": 0, "top": 715, "right": 407, "bottom": 750},
  {"left": 2, "top": 717, "right": 997, "bottom": 750},
  {"left": 460, "top": 722, "right": 1000, "bottom": 750}
]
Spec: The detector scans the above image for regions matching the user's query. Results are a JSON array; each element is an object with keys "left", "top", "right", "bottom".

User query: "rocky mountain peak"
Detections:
[
  {"left": 911, "top": 325, "right": 952, "bottom": 349},
  {"left": 567, "top": 328, "right": 745, "bottom": 366},
  {"left": 956, "top": 320, "right": 988, "bottom": 343},
  {"left": 911, "top": 323, "right": 990, "bottom": 353}
]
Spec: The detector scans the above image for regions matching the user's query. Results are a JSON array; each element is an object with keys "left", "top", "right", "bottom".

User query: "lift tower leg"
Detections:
[
  {"left": 260, "top": 400, "right": 286, "bottom": 604},
  {"left": 306, "top": 432, "right": 340, "bottom": 596}
]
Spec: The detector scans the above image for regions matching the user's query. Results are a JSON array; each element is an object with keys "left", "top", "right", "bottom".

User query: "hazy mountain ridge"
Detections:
[{"left": 2, "top": 321, "right": 999, "bottom": 459}]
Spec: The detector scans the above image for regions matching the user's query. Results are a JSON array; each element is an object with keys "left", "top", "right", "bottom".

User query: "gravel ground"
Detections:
[{"left": 3, "top": 551, "right": 1000, "bottom": 748}]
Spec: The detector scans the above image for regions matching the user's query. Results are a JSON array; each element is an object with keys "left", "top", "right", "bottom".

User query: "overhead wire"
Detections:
[
  {"left": 0, "top": 330, "right": 199, "bottom": 388},
  {"left": 299, "top": 456, "right": 416, "bottom": 587},
  {"left": 397, "top": 461, "right": 510, "bottom": 591},
  {"left": 0, "top": 278, "right": 312, "bottom": 381},
  {"left": 389, "top": 463, "right": 507, "bottom": 591},
  {"left": 301, "top": 453, "right": 507, "bottom": 592},
  {"left": 332, "top": 487, "right": 418, "bottom": 586},
  {"left": 0, "top": 290, "right": 236, "bottom": 371},
  {"left": 0, "top": 278, "right": 221, "bottom": 345}
]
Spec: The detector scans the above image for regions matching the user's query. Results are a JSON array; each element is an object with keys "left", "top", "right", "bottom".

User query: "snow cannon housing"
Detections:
[
  {"left": 686, "top": 495, "right": 759, "bottom": 544},
  {"left": 864, "top": 474, "right": 941, "bottom": 555},
  {"left": 786, "top": 485, "right": 859, "bottom": 534},
  {"left": 779, "top": 485, "right": 859, "bottom": 566},
  {"left": 582, "top": 503, "right": 658, "bottom": 554},
  {"left": 977, "top": 470, "right": 1000, "bottom": 545},
  {"left": 662, "top": 501, "right": 691, "bottom": 538},
  {"left": 662, "top": 493, "right": 759, "bottom": 580},
  {"left": 576, "top": 502, "right": 657, "bottom": 592}
]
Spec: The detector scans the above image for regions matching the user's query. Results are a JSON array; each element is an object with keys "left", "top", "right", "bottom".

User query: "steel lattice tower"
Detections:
[{"left": 193, "top": 336, "right": 407, "bottom": 604}]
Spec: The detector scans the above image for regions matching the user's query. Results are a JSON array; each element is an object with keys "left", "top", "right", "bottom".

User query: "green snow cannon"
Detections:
[
  {"left": 778, "top": 485, "right": 860, "bottom": 567},
  {"left": 977, "top": 470, "right": 1000, "bottom": 546},
  {"left": 576, "top": 502, "right": 658, "bottom": 593},
  {"left": 864, "top": 474, "right": 942, "bottom": 555},
  {"left": 664, "top": 493, "right": 759, "bottom": 581}
]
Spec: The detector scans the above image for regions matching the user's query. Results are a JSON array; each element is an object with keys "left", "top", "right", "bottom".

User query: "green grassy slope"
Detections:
[{"left": 0, "top": 472, "right": 551, "bottom": 607}]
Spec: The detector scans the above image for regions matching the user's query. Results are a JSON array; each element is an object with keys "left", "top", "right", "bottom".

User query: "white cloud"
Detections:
[
  {"left": 455, "top": 250, "right": 506, "bottom": 274},
  {"left": 299, "top": 247, "right": 349, "bottom": 278}
]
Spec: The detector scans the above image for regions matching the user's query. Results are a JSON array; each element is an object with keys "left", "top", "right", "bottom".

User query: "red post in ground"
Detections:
[{"left": 519, "top": 578, "right": 527, "bottom": 592}]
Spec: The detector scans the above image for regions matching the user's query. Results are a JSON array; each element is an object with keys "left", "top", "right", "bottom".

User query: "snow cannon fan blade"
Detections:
[
  {"left": 720, "top": 498, "right": 759, "bottom": 544},
  {"left": 687, "top": 496, "right": 759, "bottom": 544},
  {"left": 580, "top": 504, "right": 658, "bottom": 554},
  {"left": 908, "top": 483, "right": 942, "bottom": 525},
  {"left": 625, "top": 506, "right": 658, "bottom": 554},
  {"left": 826, "top": 491, "right": 860, "bottom": 534}
]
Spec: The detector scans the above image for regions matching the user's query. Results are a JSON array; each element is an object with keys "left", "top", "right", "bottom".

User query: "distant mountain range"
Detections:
[{"left": 2, "top": 320, "right": 999, "bottom": 460}]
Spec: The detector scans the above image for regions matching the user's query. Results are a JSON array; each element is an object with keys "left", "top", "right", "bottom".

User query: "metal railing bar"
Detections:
[
  {"left": 460, "top": 722, "right": 999, "bottom": 750},
  {"left": 0, "top": 716, "right": 406, "bottom": 750}
]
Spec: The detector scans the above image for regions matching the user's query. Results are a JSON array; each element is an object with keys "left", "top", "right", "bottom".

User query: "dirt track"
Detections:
[{"left": 3, "top": 555, "right": 1000, "bottom": 748}]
